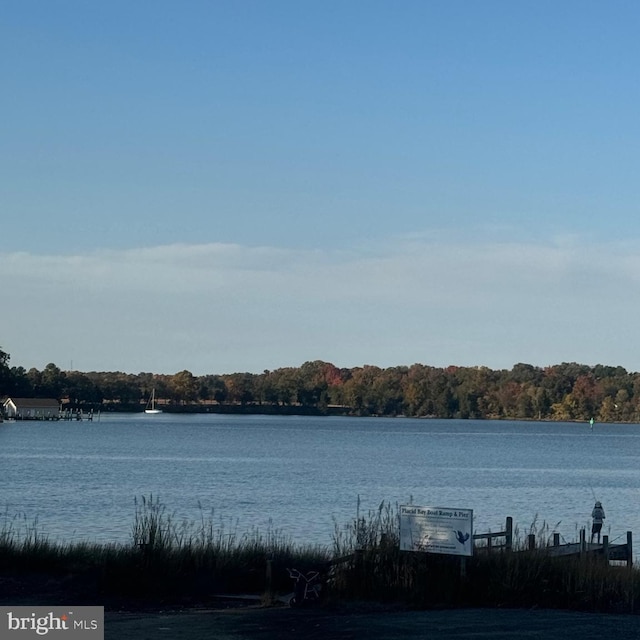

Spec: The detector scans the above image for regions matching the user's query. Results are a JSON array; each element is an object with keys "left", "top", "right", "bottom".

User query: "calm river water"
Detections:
[{"left": 1, "top": 414, "right": 639, "bottom": 551}]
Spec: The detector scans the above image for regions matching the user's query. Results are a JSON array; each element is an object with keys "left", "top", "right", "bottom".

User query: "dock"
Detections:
[
  {"left": 473, "top": 517, "right": 633, "bottom": 567},
  {"left": 3, "top": 409, "right": 98, "bottom": 422},
  {"left": 59, "top": 408, "right": 97, "bottom": 421},
  {"left": 536, "top": 529, "right": 632, "bottom": 567}
]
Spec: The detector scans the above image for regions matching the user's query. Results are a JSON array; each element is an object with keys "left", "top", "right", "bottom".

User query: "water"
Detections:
[{"left": 1, "top": 414, "right": 639, "bottom": 551}]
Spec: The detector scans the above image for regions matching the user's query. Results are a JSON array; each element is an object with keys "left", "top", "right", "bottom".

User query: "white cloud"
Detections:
[{"left": 3, "top": 235, "right": 640, "bottom": 375}]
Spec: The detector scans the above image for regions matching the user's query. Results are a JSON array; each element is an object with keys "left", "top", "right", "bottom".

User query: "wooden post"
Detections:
[
  {"left": 628, "top": 533, "right": 635, "bottom": 613},
  {"left": 528, "top": 533, "right": 535, "bottom": 550},
  {"left": 505, "top": 517, "right": 513, "bottom": 552},
  {"left": 265, "top": 556, "right": 273, "bottom": 594},
  {"left": 580, "top": 528, "right": 586, "bottom": 556},
  {"left": 487, "top": 535, "right": 492, "bottom": 554},
  {"left": 553, "top": 533, "right": 560, "bottom": 547},
  {"left": 460, "top": 556, "right": 467, "bottom": 579},
  {"left": 354, "top": 548, "right": 363, "bottom": 588},
  {"left": 602, "top": 535, "right": 609, "bottom": 562}
]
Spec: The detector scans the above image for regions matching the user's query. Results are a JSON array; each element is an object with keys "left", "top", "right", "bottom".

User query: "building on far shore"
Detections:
[{"left": 2, "top": 397, "right": 60, "bottom": 420}]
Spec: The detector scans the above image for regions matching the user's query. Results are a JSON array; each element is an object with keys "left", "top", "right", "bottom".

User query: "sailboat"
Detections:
[{"left": 145, "top": 388, "right": 162, "bottom": 414}]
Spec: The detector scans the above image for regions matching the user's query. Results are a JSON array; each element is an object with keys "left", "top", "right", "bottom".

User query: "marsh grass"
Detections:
[
  {"left": 328, "top": 502, "right": 640, "bottom": 613},
  {"left": 2, "top": 497, "right": 640, "bottom": 612},
  {"left": 0, "top": 497, "right": 329, "bottom": 601},
  {"left": 126, "top": 495, "right": 329, "bottom": 594}
]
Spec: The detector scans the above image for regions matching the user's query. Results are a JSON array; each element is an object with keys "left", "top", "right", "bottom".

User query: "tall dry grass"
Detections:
[
  {"left": 0, "top": 497, "right": 329, "bottom": 599},
  {"left": 2, "top": 497, "right": 640, "bottom": 612},
  {"left": 328, "top": 501, "right": 640, "bottom": 613}
]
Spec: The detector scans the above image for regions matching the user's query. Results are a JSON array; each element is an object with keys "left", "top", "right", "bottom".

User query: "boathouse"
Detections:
[{"left": 3, "top": 397, "right": 60, "bottom": 420}]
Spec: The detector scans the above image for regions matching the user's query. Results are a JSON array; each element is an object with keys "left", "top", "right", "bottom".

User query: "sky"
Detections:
[{"left": 3, "top": 0, "right": 640, "bottom": 376}]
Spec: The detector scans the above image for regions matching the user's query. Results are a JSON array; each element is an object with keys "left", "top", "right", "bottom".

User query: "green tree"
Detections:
[
  {"left": 268, "top": 368, "right": 300, "bottom": 406},
  {"left": 41, "top": 363, "right": 66, "bottom": 398},
  {"left": 8, "top": 366, "right": 33, "bottom": 396},
  {"left": 198, "top": 374, "right": 227, "bottom": 403},
  {"left": 225, "top": 373, "right": 255, "bottom": 405},
  {"left": 0, "top": 347, "right": 13, "bottom": 395},
  {"left": 170, "top": 370, "right": 198, "bottom": 404},
  {"left": 63, "top": 371, "right": 103, "bottom": 405}
]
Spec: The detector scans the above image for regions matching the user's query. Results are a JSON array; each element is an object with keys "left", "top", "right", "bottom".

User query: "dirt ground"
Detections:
[
  {"left": 104, "top": 604, "right": 640, "bottom": 640},
  {"left": 2, "top": 574, "right": 640, "bottom": 639}
]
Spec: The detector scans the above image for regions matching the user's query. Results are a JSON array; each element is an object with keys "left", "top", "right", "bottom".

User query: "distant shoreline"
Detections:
[{"left": 99, "top": 403, "right": 353, "bottom": 417}]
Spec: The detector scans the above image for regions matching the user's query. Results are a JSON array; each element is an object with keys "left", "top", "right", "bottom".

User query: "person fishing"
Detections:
[{"left": 591, "top": 500, "right": 605, "bottom": 543}]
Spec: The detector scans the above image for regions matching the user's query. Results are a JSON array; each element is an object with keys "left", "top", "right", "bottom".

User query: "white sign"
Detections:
[{"left": 399, "top": 505, "right": 473, "bottom": 557}]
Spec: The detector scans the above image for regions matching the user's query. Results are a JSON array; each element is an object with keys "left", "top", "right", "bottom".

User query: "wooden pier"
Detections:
[
  {"left": 473, "top": 516, "right": 513, "bottom": 552},
  {"left": 533, "top": 528, "right": 633, "bottom": 567},
  {"left": 473, "top": 517, "right": 633, "bottom": 568},
  {"left": 4, "top": 409, "right": 98, "bottom": 421},
  {"left": 2, "top": 398, "right": 100, "bottom": 422},
  {"left": 59, "top": 408, "right": 97, "bottom": 421}
]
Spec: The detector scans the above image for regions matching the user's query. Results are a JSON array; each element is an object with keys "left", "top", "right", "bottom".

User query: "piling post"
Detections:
[
  {"left": 580, "top": 528, "right": 586, "bottom": 556},
  {"left": 553, "top": 533, "right": 560, "bottom": 547},
  {"left": 602, "top": 535, "right": 609, "bottom": 562},
  {"left": 627, "top": 531, "right": 633, "bottom": 568},
  {"left": 528, "top": 534, "right": 535, "bottom": 550},
  {"left": 354, "top": 548, "right": 363, "bottom": 590},
  {"left": 265, "top": 555, "right": 273, "bottom": 595},
  {"left": 505, "top": 517, "right": 513, "bottom": 552}
]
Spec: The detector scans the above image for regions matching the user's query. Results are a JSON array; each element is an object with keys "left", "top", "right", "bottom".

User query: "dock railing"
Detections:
[
  {"left": 473, "top": 516, "right": 513, "bottom": 553},
  {"left": 519, "top": 526, "right": 633, "bottom": 568}
]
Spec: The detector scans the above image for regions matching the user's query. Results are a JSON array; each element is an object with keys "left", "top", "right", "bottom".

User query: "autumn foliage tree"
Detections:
[{"left": 2, "top": 347, "right": 640, "bottom": 423}]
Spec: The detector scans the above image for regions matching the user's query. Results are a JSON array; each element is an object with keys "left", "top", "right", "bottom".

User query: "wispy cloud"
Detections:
[{"left": 3, "top": 235, "right": 640, "bottom": 375}]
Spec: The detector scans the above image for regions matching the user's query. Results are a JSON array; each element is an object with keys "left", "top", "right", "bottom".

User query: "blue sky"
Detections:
[{"left": 3, "top": 1, "right": 640, "bottom": 375}]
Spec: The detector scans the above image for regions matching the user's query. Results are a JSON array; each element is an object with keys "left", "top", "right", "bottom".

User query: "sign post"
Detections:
[{"left": 399, "top": 505, "right": 473, "bottom": 557}]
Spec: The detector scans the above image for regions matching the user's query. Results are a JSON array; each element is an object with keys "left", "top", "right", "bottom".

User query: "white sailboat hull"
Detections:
[{"left": 145, "top": 388, "right": 162, "bottom": 414}]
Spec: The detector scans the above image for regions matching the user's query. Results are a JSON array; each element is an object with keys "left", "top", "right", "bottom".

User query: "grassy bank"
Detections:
[
  {"left": 1, "top": 497, "right": 639, "bottom": 613},
  {"left": 1, "top": 496, "right": 328, "bottom": 602}
]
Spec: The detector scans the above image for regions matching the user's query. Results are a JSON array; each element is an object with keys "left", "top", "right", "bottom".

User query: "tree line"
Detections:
[{"left": 1, "top": 346, "right": 639, "bottom": 421}]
